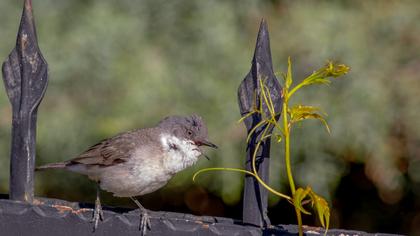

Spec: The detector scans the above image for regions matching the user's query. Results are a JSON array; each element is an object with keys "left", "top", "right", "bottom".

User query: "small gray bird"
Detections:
[{"left": 36, "top": 114, "right": 217, "bottom": 234}]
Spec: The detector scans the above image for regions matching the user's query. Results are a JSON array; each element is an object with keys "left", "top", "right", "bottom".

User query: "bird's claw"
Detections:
[
  {"left": 92, "top": 197, "right": 104, "bottom": 232},
  {"left": 139, "top": 211, "right": 151, "bottom": 235}
]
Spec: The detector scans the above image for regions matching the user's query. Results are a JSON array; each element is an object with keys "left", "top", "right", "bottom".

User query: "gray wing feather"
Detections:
[{"left": 70, "top": 129, "right": 150, "bottom": 166}]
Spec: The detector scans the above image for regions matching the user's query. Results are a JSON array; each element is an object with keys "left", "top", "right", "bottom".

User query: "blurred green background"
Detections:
[{"left": 1, "top": 0, "right": 419, "bottom": 234}]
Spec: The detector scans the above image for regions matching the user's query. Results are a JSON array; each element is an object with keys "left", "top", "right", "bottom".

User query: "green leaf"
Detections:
[
  {"left": 276, "top": 134, "right": 282, "bottom": 143},
  {"left": 290, "top": 187, "right": 331, "bottom": 234},
  {"left": 289, "top": 105, "right": 331, "bottom": 134},
  {"left": 285, "top": 57, "right": 293, "bottom": 89},
  {"left": 293, "top": 187, "right": 312, "bottom": 215},
  {"left": 309, "top": 191, "right": 330, "bottom": 233},
  {"left": 324, "top": 61, "right": 350, "bottom": 77},
  {"left": 300, "top": 73, "right": 330, "bottom": 87},
  {"left": 301, "top": 61, "right": 349, "bottom": 86},
  {"left": 288, "top": 61, "right": 350, "bottom": 98},
  {"left": 289, "top": 105, "right": 320, "bottom": 117}
]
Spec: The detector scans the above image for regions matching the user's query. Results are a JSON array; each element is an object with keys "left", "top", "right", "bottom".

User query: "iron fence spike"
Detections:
[
  {"left": 238, "top": 19, "right": 282, "bottom": 227},
  {"left": 2, "top": 0, "right": 48, "bottom": 203}
]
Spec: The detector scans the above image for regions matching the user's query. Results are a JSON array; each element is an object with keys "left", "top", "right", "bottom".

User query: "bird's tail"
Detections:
[{"left": 35, "top": 162, "right": 69, "bottom": 171}]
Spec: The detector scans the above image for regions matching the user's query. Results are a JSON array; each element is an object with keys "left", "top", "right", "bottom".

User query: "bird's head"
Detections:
[{"left": 158, "top": 114, "right": 218, "bottom": 149}]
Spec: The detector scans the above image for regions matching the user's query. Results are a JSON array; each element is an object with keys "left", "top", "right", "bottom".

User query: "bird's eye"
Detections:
[{"left": 187, "top": 130, "right": 193, "bottom": 136}]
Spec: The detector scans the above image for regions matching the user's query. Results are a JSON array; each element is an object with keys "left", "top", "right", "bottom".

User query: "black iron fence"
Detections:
[{"left": 0, "top": 1, "right": 376, "bottom": 236}]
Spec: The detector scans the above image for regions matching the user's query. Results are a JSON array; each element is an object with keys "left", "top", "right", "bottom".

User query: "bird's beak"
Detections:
[{"left": 197, "top": 140, "right": 218, "bottom": 149}]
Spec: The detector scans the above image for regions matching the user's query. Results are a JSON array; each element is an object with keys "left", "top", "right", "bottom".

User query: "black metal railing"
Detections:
[
  {"left": 238, "top": 19, "right": 282, "bottom": 227},
  {"left": 2, "top": 0, "right": 48, "bottom": 203}
]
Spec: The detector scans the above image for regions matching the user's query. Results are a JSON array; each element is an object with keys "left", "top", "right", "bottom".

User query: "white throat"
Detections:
[{"left": 160, "top": 134, "right": 202, "bottom": 174}]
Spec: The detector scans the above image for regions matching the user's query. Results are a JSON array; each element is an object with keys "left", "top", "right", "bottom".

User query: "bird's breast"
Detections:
[
  {"left": 160, "top": 134, "right": 202, "bottom": 174},
  {"left": 99, "top": 158, "right": 172, "bottom": 197},
  {"left": 96, "top": 134, "right": 202, "bottom": 197}
]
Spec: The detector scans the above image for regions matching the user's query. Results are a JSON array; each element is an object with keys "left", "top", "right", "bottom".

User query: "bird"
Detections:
[{"left": 36, "top": 114, "right": 217, "bottom": 234}]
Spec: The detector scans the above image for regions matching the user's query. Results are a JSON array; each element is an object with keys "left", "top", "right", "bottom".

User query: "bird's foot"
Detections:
[
  {"left": 130, "top": 197, "right": 151, "bottom": 235},
  {"left": 139, "top": 210, "right": 151, "bottom": 235},
  {"left": 91, "top": 197, "right": 104, "bottom": 232}
]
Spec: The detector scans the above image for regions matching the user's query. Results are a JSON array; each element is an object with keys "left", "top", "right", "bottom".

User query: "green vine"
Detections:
[{"left": 193, "top": 57, "right": 349, "bottom": 236}]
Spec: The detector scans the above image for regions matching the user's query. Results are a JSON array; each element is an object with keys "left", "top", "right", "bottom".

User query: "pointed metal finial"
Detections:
[
  {"left": 2, "top": 0, "right": 48, "bottom": 203},
  {"left": 238, "top": 19, "right": 282, "bottom": 227}
]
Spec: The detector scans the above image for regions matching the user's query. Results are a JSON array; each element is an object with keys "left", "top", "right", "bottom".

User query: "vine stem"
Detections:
[
  {"left": 283, "top": 98, "right": 296, "bottom": 194},
  {"left": 251, "top": 126, "right": 292, "bottom": 200},
  {"left": 283, "top": 93, "right": 303, "bottom": 236}
]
